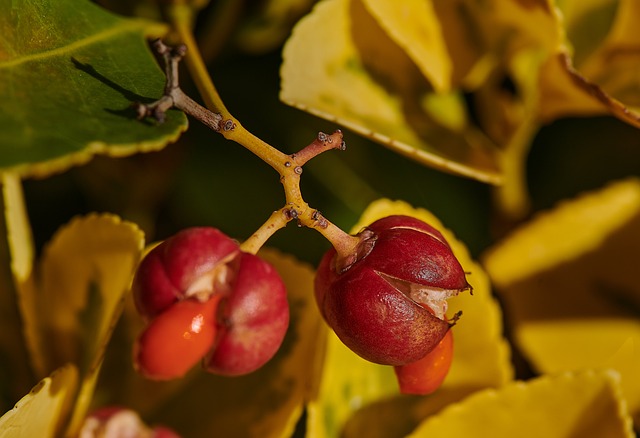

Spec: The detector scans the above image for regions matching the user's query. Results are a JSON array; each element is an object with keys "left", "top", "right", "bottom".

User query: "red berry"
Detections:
[
  {"left": 134, "top": 296, "right": 221, "bottom": 380},
  {"left": 315, "top": 215, "right": 470, "bottom": 365},
  {"left": 394, "top": 329, "right": 454, "bottom": 395},
  {"left": 133, "top": 227, "right": 239, "bottom": 318},
  {"left": 132, "top": 227, "right": 290, "bottom": 379},
  {"left": 205, "top": 253, "right": 289, "bottom": 376}
]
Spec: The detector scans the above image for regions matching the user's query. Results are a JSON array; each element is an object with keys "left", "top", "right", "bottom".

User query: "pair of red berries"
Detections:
[
  {"left": 132, "top": 227, "right": 289, "bottom": 379},
  {"left": 133, "top": 215, "right": 469, "bottom": 395}
]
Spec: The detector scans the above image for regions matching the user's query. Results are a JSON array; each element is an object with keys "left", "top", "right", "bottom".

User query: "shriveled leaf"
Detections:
[
  {"left": 483, "top": 178, "right": 640, "bottom": 422},
  {"left": 311, "top": 199, "right": 513, "bottom": 437},
  {"left": 532, "top": 0, "right": 640, "bottom": 127},
  {"left": 431, "top": 0, "right": 562, "bottom": 87},
  {"left": 569, "top": 0, "right": 640, "bottom": 108},
  {"left": 408, "top": 370, "right": 634, "bottom": 438},
  {"left": 0, "top": 0, "right": 187, "bottom": 178},
  {"left": 0, "top": 364, "right": 78, "bottom": 438},
  {"left": 280, "top": 0, "right": 501, "bottom": 184},
  {"left": 537, "top": 52, "right": 640, "bottom": 128},
  {"left": 556, "top": 0, "right": 619, "bottom": 67},
  {"left": 133, "top": 249, "right": 325, "bottom": 438}
]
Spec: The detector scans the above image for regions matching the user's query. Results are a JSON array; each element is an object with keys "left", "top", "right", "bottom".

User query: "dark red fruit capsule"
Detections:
[{"left": 314, "top": 215, "right": 470, "bottom": 366}]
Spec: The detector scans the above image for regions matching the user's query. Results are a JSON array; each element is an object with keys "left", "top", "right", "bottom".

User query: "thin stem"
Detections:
[
  {"left": 166, "top": 3, "right": 287, "bottom": 172},
  {"left": 240, "top": 209, "right": 289, "bottom": 255},
  {"left": 135, "top": 31, "right": 363, "bottom": 260},
  {"left": 293, "top": 131, "right": 346, "bottom": 166}
]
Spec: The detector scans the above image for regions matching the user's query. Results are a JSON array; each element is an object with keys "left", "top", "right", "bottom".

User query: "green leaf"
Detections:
[
  {"left": 0, "top": 0, "right": 187, "bottom": 178},
  {"left": 408, "top": 370, "right": 634, "bottom": 438},
  {"left": 483, "top": 178, "right": 640, "bottom": 424},
  {"left": 0, "top": 365, "right": 78, "bottom": 438}
]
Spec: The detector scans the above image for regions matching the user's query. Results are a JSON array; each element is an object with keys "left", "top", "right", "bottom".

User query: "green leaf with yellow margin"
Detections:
[
  {"left": 483, "top": 178, "right": 640, "bottom": 424},
  {"left": 0, "top": 364, "right": 78, "bottom": 438},
  {"left": 307, "top": 199, "right": 513, "bottom": 437},
  {"left": 280, "top": 0, "right": 501, "bottom": 185},
  {"left": 123, "top": 249, "right": 325, "bottom": 438},
  {"left": 0, "top": 0, "right": 187, "bottom": 178},
  {"left": 407, "top": 370, "right": 634, "bottom": 438}
]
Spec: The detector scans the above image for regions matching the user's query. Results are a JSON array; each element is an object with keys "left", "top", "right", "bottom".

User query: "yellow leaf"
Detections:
[
  {"left": 0, "top": 364, "right": 78, "bottom": 438},
  {"left": 556, "top": 0, "right": 618, "bottom": 66},
  {"left": 533, "top": 0, "right": 640, "bottom": 126},
  {"left": 569, "top": 0, "right": 640, "bottom": 108},
  {"left": 483, "top": 178, "right": 640, "bottom": 422},
  {"left": 30, "top": 214, "right": 143, "bottom": 436},
  {"left": 135, "top": 249, "right": 326, "bottom": 438},
  {"left": 361, "top": 0, "right": 451, "bottom": 92},
  {"left": 432, "top": 0, "right": 563, "bottom": 88},
  {"left": 310, "top": 199, "right": 513, "bottom": 437},
  {"left": 306, "top": 328, "right": 398, "bottom": 438},
  {"left": 484, "top": 178, "right": 640, "bottom": 287},
  {"left": 0, "top": 174, "right": 36, "bottom": 408},
  {"left": 280, "top": 0, "right": 502, "bottom": 184},
  {"left": 407, "top": 370, "right": 634, "bottom": 438},
  {"left": 36, "top": 214, "right": 144, "bottom": 373}
]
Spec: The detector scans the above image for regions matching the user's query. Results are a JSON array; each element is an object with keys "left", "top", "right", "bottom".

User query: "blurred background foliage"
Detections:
[
  {"left": 2, "top": 0, "right": 640, "bottom": 436},
  {"left": 20, "top": 0, "right": 639, "bottom": 265}
]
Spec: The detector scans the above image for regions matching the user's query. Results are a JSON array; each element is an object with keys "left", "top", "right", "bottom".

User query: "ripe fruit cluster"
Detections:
[
  {"left": 132, "top": 227, "right": 289, "bottom": 380},
  {"left": 314, "top": 215, "right": 470, "bottom": 394}
]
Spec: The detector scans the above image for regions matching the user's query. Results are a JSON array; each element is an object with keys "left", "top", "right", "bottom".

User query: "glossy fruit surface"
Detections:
[
  {"left": 133, "top": 227, "right": 290, "bottom": 379},
  {"left": 134, "top": 296, "right": 220, "bottom": 380},
  {"left": 315, "top": 215, "right": 469, "bottom": 365},
  {"left": 205, "top": 253, "right": 289, "bottom": 375},
  {"left": 133, "top": 227, "right": 239, "bottom": 319},
  {"left": 394, "top": 329, "right": 454, "bottom": 395}
]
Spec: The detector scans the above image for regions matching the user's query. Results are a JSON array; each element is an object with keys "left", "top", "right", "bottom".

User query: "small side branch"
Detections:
[
  {"left": 133, "top": 40, "right": 223, "bottom": 130},
  {"left": 290, "top": 130, "right": 346, "bottom": 167}
]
